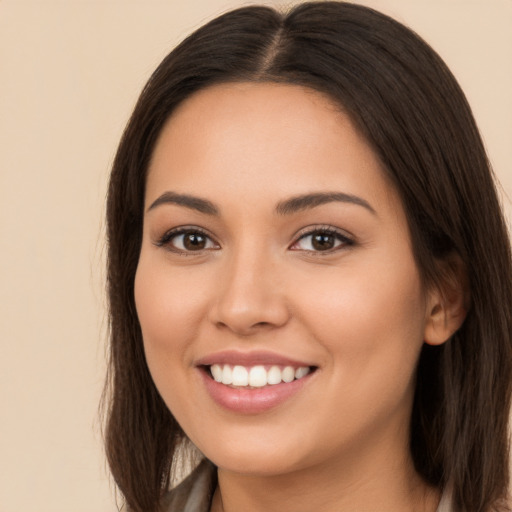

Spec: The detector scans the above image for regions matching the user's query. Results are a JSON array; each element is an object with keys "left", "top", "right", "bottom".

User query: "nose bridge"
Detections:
[{"left": 211, "top": 237, "right": 289, "bottom": 334}]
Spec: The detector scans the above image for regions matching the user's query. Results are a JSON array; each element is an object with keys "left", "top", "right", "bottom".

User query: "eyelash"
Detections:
[
  {"left": 291, "top": 225, "right": 355, "bottom": 253},
  {"left": 155, "top": 226, "right": 218, "bottom": 254},
  {"left": 155, "top": 225, "right": 354, "bottom": 255}
]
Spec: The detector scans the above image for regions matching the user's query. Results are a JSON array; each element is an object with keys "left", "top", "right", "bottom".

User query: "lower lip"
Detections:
[{"left": 199, "top": 368, "right": 314, "bottom": 414}]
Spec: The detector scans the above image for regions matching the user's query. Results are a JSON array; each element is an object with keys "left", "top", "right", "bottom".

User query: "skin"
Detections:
[{"left": 135, "top": 82, "right": 462, "bottom": 512}]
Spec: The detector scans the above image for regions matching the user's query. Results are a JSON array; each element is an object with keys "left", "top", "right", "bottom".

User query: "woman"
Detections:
[{"left": 103, "top": 2, "right": 512, "bottom": 511}]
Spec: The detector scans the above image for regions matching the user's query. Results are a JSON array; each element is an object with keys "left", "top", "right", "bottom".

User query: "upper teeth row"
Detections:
[{"left": 210, "top": 364, "right": 311, "bottom": 387}]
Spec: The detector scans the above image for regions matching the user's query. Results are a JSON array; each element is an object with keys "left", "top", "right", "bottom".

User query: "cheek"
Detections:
[
  {"left": 133, "top": 253, "right": 211, "bottom": 392},
  {"left": 289, "top": 258, "right": 427, "bottom": 453},
  {"left": 296, "top": 253, "right": 426, "bottom": 388}
]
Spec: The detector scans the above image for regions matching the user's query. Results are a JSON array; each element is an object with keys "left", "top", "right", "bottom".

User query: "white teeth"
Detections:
[
  {"left": 282, "top": 366, "right": 295, "bottom": 383},
  {"left": 211, "top": 364, "right": 222, "bottom": 382},
  {"left": 295, "top": 367, "right": 309, "bottom": 379},
  {"left": 231, "top": 365, "right": 249, "bottom": 386},
  {"left": 221, "top": 365, "right": 233, "bottom": 385},
  {"left": 248, "top": 366, "right": 267, "bottom": 387},
  {"left": 267, "top": 365, "right": 282, "bottom": 385},
  {"left": 209, "top": 364, "right": 311, "bottom": 387}
]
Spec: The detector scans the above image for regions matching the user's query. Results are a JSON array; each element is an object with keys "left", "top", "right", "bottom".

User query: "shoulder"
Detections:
[{"left": 160, "top": 459, "right": 217, "bottom": 512}]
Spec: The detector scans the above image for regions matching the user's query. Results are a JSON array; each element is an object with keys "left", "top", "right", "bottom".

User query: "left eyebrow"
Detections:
[
  {"left": 275, "top": 192, "right": 376, "bottom": 216},
  {"left": 146, "top": 191, "right": 219, "bottom": 215}
]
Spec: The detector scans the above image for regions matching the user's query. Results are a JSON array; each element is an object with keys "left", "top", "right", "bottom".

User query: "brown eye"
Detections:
[
  {"left": 311, "top": 233, "right": 336, "bottom": 251},
  {"left": 158, "top": 228, "right": 219, "bottom": 253},
  {"left": 183, "top": 232, "right": 207, "bottom": 250},
  {"left": 291, "top": 228, "right": 353, "bottom": 253}
]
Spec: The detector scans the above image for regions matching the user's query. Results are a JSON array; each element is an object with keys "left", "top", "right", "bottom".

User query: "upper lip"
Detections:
[{"left": 195, "top": 350, "right": 315, "bottom": 368}]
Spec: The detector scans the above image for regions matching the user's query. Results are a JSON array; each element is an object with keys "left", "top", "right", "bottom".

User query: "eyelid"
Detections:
[
  {"left": 289, "top": 225, "right": 355, "bottom": 252},
  {"left": 153, "top": 224, "right": 354, "bottom": 254},
  {"left": 154, "top": 225, "right": 220, "bottom": 252}
]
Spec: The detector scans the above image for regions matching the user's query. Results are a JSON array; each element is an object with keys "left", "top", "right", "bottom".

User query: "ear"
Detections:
[{"left": 423, "top": 253, "right": 470, "bottom": 346}]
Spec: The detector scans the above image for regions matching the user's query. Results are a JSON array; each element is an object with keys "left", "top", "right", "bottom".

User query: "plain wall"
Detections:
[{"left": 0, "top": 1, "right": 510, "bottom": 511}]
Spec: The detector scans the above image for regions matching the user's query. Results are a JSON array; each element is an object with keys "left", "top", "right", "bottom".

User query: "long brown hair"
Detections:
[{"left": 103, "top": 3, "right": 512, "bottom": 511}]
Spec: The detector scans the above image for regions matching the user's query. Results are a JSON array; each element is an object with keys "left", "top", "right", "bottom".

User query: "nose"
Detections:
[{"left": 209, "top": 248, "right": 290, "bottom": 336}]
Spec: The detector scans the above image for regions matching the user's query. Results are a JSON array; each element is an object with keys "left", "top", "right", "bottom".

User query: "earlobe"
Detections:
[{"left": 423, "top": 255, "right": 470, "bottom": 346}]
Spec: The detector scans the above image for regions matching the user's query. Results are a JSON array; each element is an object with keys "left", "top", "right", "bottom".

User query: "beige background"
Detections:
[{"left": 0, "top": 1, "right": 510, "bottom": 511}]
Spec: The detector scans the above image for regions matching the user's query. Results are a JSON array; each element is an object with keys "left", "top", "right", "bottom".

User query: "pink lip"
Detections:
[
  {"left": 196, "top": 351, "right": 317, "bottom": 414},
  {"left": 196, "top": 350, "right": 313, "bottom": 368},
  {"left": 199, "top": 370, "right": 314, "bottom": 414}
]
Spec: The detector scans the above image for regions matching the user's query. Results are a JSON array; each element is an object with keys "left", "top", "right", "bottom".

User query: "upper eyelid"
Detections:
[
  {"left": 154, "top": 225, "right": 219, "bottom": 247},
  {"left": 292, "top": 224, "right": 354, "bottom": 241},
  {"left": 154, "top": 224, "right": 354, "bottom": 249},
  {"left": 289, "top": 226, "right": 355, "bottom": 253}
]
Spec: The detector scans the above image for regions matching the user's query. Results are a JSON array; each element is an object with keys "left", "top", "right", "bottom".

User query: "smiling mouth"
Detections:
[{"left": 203, "top": 364, "right": 317, "bottom": 389}]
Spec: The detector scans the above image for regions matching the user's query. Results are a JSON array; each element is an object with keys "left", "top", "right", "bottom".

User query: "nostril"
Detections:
[
  {"left": 253, "top": 321, "right": 271, "bottom": 328},
  {"left": 213, "top": 319, "right": 278, "bottom": 336}
]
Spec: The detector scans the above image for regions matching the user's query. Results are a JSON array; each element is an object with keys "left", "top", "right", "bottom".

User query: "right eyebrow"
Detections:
[
  {"left": 146, "top": 191, "right": 219, "bottom": 216},
  {"left": 275, "top": 191, "right": 376, "bottom": 216}
]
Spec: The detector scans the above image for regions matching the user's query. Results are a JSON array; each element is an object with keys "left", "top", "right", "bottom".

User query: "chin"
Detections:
[
  {"left": 211, "top": 452, "right": 304, "bottom": 477},
  {"left": 193, "top": 428, "right": 318, "bottom": 477}
]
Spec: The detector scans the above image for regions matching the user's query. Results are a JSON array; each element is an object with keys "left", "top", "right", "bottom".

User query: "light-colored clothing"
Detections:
[
  {"left": 436, "top": 485, "right": 453, "bottom": 512},
  {"left": 161, "top": 459, "right": 453, "bottom": 512}
]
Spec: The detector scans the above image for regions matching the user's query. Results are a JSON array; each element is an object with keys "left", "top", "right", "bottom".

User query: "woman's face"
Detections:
[{"left": 135, "top": 82, "right": 434, "bottom": 476}]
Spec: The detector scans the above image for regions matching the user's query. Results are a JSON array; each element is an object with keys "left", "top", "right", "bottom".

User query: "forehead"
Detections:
[{"left": 146, "top": 82, "right": 400, "bottom": 216}]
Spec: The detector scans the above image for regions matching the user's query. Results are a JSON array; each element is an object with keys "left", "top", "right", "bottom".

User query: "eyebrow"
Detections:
[
  {"left": 276, "top": 192, "right": 376, "bottom": 216},
  {"left": 146, "top": 191, "right": 376, "bottom": 216},
  {"left": 147, "top": 191, "right": 219, "bottom": 215}
]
